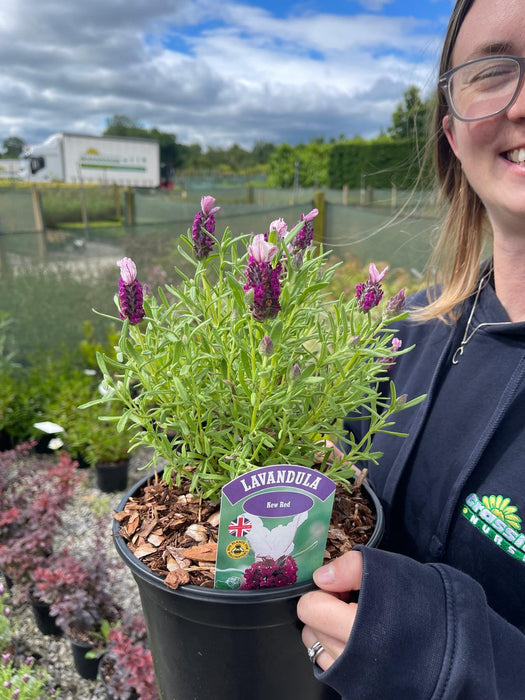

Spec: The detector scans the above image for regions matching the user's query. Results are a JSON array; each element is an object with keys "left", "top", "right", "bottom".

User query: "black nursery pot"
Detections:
[
  {"left": 113, "top": 472, "right": 384, "bottom": 700},
  {"left": 69, "top": 637, "right": 100, "bottom": 680},
  {"left": 30, "top": 600, "right": 62, "bottom": 637},
  {"left": 96, "top": 460, "right": 129, "bottom": 493}
]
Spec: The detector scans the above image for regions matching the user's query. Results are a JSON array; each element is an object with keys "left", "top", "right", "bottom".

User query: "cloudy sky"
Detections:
[{"left": 0, "top": 0, "right": 454, "bottom": 150}]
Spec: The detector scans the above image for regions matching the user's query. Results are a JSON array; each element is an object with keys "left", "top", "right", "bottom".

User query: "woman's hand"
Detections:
[{"left": 297, "top": 550, "right": 363, "bottom": 671}]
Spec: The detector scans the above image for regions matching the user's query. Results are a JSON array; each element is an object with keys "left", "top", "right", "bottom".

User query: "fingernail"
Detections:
[{"left": 314, "top": 563, "right": 335, "bottom": 585}]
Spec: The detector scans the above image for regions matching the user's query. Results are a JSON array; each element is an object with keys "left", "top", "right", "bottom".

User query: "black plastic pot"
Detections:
[
  {"left": 69, "top": 637, "right": 100, "bottom": 680},
  {"left": 96, "top": 460, "right": 129, "bottom": 493},
  {"left": 30, "top": 600, "right": 62, "bottom": 636},
  {"left": 113, "top": 472, "right": 384, "bottom": 700},
  {"left": 73, "top": 452, "right": 91, "bottom": 469},
  {"left": 0, "top": 430, "right": 14, "bottom": 452},
  {"left": 1, "top": 570, "right": 13, "bottom": 591}
]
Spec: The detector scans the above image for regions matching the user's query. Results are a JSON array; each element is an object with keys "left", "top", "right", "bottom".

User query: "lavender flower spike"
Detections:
[
  {"left": 384, "top": 288, "right": 406, "bottom": 318},
  {"left": 244, "top": 233, "right": 282, "bottom": 321},
  {"left": 269, "top": 218, "right": 288, "bottom": 238},
  {"left": 355, "top": 262, "right": 389, "bottom": 313},
  {"left": 249, "top": 233, "right": 278, "bottom": 263},
  {"left": 117, "top": 257, "right": 145, "bottom": 324},
  {"left": 289, "top": 208, "right": 318, "bottom": 255},
  {"left": 192, "top": 195, "right": 221, "bottom": 260}
]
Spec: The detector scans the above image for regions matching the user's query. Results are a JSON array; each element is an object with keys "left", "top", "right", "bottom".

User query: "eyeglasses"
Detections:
[{"left": 439, "top": 55, "right": 525, "bottom": 121}]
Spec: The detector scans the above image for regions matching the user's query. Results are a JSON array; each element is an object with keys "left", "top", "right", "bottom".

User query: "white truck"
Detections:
[
  {"left": 20, "top": 132, "right": 160, "bottom": 187},
  {"left": 0, "top": 159, "right": 22, "bottom": 178}
]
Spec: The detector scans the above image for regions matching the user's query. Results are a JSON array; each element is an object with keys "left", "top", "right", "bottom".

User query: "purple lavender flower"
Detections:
[
  {"left": 117, "top": 257, "right": 145, "bottom": 324},
  {"left": 240, "top": 555, "right": 298, "bottom": 589},
  {"left": 384, "top": 288, "right": 406, "bottom": 318},
  {"left": 378, "top": 337, "right": 403, "bottom": 371},
  {"left": 192, "top": 195, "right": 221, "bottom": 260},
  {"left": 355, "top": 262, "right": 388, "bottom": 313},
  {"left": 269, "top": 217, "right": 288, "bottom": 238},
  {"left": 259, "top": 335, "right": 274, "bottom": 357},
  {"left": 244, "top": 234, "right": 282, "bottom": 321},
  {"left": 289, "top": 208, "right": 318, "bottom": 255}
]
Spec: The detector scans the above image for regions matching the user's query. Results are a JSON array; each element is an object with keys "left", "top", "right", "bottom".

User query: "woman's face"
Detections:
[{"left": 443, "top": 0, "right": 525, "bottom": 235}]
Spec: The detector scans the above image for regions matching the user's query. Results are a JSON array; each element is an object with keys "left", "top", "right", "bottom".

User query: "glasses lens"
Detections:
[{"left": 448, "top": 57, "right": 520, "bottom": 119}]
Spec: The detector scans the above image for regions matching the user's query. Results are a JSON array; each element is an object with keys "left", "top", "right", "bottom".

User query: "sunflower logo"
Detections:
[{"left": 482, "top": 495, "right": 522, "bottom": 531}]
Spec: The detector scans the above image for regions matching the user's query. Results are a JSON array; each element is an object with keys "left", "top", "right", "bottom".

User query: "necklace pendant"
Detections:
[{"left": 452, "top": 346, "right": 464, "bottom": 365}]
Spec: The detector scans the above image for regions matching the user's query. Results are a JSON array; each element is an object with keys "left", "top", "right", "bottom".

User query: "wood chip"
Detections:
[
  {"left": 133, "top": 543, "right": 158, "bottom": 559},
  {"left": 147, "top": 534, "right": 164, "bottom": 547},
  {"left": 164, "top": 569, "right": 191, "bottom": 589},
  {"left": 175, "top": 542, "right": 217, "bottom": 562},
  {"left": 112, "top": 511, "right": 129, "bottom": 522}
]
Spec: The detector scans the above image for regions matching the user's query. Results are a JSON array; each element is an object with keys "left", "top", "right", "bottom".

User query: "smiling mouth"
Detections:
[{"left": 505, "top": 148, "right": 525, "bottom": 164}]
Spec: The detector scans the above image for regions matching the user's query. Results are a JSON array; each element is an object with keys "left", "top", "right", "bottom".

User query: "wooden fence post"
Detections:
[
  {"left": 0, "top": 234, "right": 8, "bottom": 276},
  {"left": 31, "top": 185, "right": 47, "bottom": 261},
  {"left": 313, "top": 191, "right": 326, "bottom": 247},
  {"left": 114, "top": 184, "right": 122, "bottom": 220},
  {"left": 124, "top": 188, "right": 136, "bottom": 227},
  {"left": 342, "top": 184, "right": 349, "bottom": 206},
  {"left": 79, "top": 184, "right": 89, "bottom": 236},
  {"left": 391, "top": 184, "right": 398, "bottom": 210},
  {"left": 247, "top": 185, "right": 254, "bottom": 204}
]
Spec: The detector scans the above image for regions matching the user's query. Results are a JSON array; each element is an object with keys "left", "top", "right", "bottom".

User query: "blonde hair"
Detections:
[{"left": 414, "top": 0, "right": 491, "bottom": 322}]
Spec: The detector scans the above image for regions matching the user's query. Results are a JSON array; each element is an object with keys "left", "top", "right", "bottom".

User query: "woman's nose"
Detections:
[{"left": 506, "top": 75, "right": 525, "bottom": 120}]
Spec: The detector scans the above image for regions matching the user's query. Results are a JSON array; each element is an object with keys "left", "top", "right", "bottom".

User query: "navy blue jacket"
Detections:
[{"left": 318, "top": 281, "right": 525, "bottom": 698}]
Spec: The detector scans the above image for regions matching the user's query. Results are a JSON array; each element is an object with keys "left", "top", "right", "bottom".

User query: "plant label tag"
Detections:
[{"left": 214, "top": 464, "right": 336, "bottom": 590}]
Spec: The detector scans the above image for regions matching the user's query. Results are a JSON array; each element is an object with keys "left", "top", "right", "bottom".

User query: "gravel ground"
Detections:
[{"left": 4, "top": 448, "right": 157, "bottom": 700}]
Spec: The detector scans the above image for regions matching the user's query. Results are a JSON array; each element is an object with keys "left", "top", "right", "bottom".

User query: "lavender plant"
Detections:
[
  {"left": 0, "top": 653, "right": 59, "bottom": 700},
  {"left": 88, "top": 196, "right": 424, "bottom": 500},
  {"left": 0, "top": 583, "right": 59, "bottom": 699}
]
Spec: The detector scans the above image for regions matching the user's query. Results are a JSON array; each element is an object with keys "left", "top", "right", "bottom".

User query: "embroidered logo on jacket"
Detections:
[{"left": 462, "top": 494, "right": 525, "bottom": 563}]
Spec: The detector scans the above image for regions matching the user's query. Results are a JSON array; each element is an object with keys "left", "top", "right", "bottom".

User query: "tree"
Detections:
[
  {"left": 1, "top": 136, "right": 25, "bottom": 158},
  {"left": 387, "top": 86, "right": 432, "bottom": 140},
  {"left": 103, "top": 115, "right": 149, "bottom": 139}
]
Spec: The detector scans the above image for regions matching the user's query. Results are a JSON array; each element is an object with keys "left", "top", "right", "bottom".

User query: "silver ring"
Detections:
[{"left": 307, "top": 640, "right": 324, "bottom": 665}]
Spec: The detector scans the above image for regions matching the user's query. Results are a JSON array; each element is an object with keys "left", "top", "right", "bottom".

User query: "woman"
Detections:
[{"left": 298, "top": 0, "right": 525, "bottom": 697}]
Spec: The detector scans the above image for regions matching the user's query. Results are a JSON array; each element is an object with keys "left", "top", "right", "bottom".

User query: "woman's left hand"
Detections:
[{"left": 297, "top": 550, "right": 363, "bottom": 671}]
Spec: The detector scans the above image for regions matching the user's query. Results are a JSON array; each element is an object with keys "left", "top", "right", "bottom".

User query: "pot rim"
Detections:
[{"left": 113, "top": 468, "right": 384, "bottom": 601}]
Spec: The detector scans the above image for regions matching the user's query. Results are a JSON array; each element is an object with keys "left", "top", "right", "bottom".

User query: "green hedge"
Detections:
[{"left": 328, "top": 139, "right": 431, "bottom": 190}]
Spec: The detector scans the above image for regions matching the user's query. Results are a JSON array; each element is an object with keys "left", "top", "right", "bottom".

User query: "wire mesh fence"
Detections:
[
  {"left": 0, "top": 183, "right": 440, "bottom": 274},
  {"left": 0, "top": 182, "right": 442, "bottom": 360}
]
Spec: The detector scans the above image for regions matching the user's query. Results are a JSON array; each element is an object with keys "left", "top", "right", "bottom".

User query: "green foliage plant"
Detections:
[
  {"left": 0, "top": 654, "right": 59, "bottom": 699},
  {"left": 88, "top": 197, "right": 425, "bottom": 500},
  {"left": 0, "top": 583, "right": 60, "bottom": 698},
  {"left": 46, "top": 371, "right": 130, "bottom": 466}
]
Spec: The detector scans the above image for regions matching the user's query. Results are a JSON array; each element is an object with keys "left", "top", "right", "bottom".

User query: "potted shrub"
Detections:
[
  {"left": 34, "top": 521, "right": 122, "bottom": 679},
  {"left": 82, "top": 417, "right": 132, "bottom": 492},
  {"left": 0, "top": 452, "right": 84, "bottom": 635},
  {"left": 46, "top": 369, "right": 130, "bottom": 488},
  {"left": 97, "top": 612, "right": 159, "bottom": 700},
  {"left": 89, "top": 197, "right": 424, "bottom": 699}
]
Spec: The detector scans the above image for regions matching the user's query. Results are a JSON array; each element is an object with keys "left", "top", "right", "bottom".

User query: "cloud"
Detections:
[{"left": 0, "top": 0, "right": 445, "bottom": 149}]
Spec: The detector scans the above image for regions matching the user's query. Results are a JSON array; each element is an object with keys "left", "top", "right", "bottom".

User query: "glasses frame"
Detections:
[{"left": 439, "top": 54, "right": 525, "bottom": 122}]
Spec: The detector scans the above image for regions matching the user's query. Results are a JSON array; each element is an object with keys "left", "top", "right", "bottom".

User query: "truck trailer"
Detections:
[
  {"left": 20, "top": 132, "right": 160, "bottom": 187},
  {"left": 0, "top": 159, "right": 22, "bottom": 178}
]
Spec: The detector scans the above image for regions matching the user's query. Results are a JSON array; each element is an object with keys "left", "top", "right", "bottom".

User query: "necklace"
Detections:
[{"left": 452, "top": 273, "right": 514, "bottom": 365}]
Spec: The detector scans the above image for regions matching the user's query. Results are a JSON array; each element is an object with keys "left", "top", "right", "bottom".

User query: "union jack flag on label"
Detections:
[{"left": 228, "top": 515, "right": 252, "bottom": 537}]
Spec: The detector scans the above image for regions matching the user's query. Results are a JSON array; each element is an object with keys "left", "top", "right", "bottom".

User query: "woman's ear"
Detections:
[{"left": 443, "top": 115, "right": 460, "bottom": 158}]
